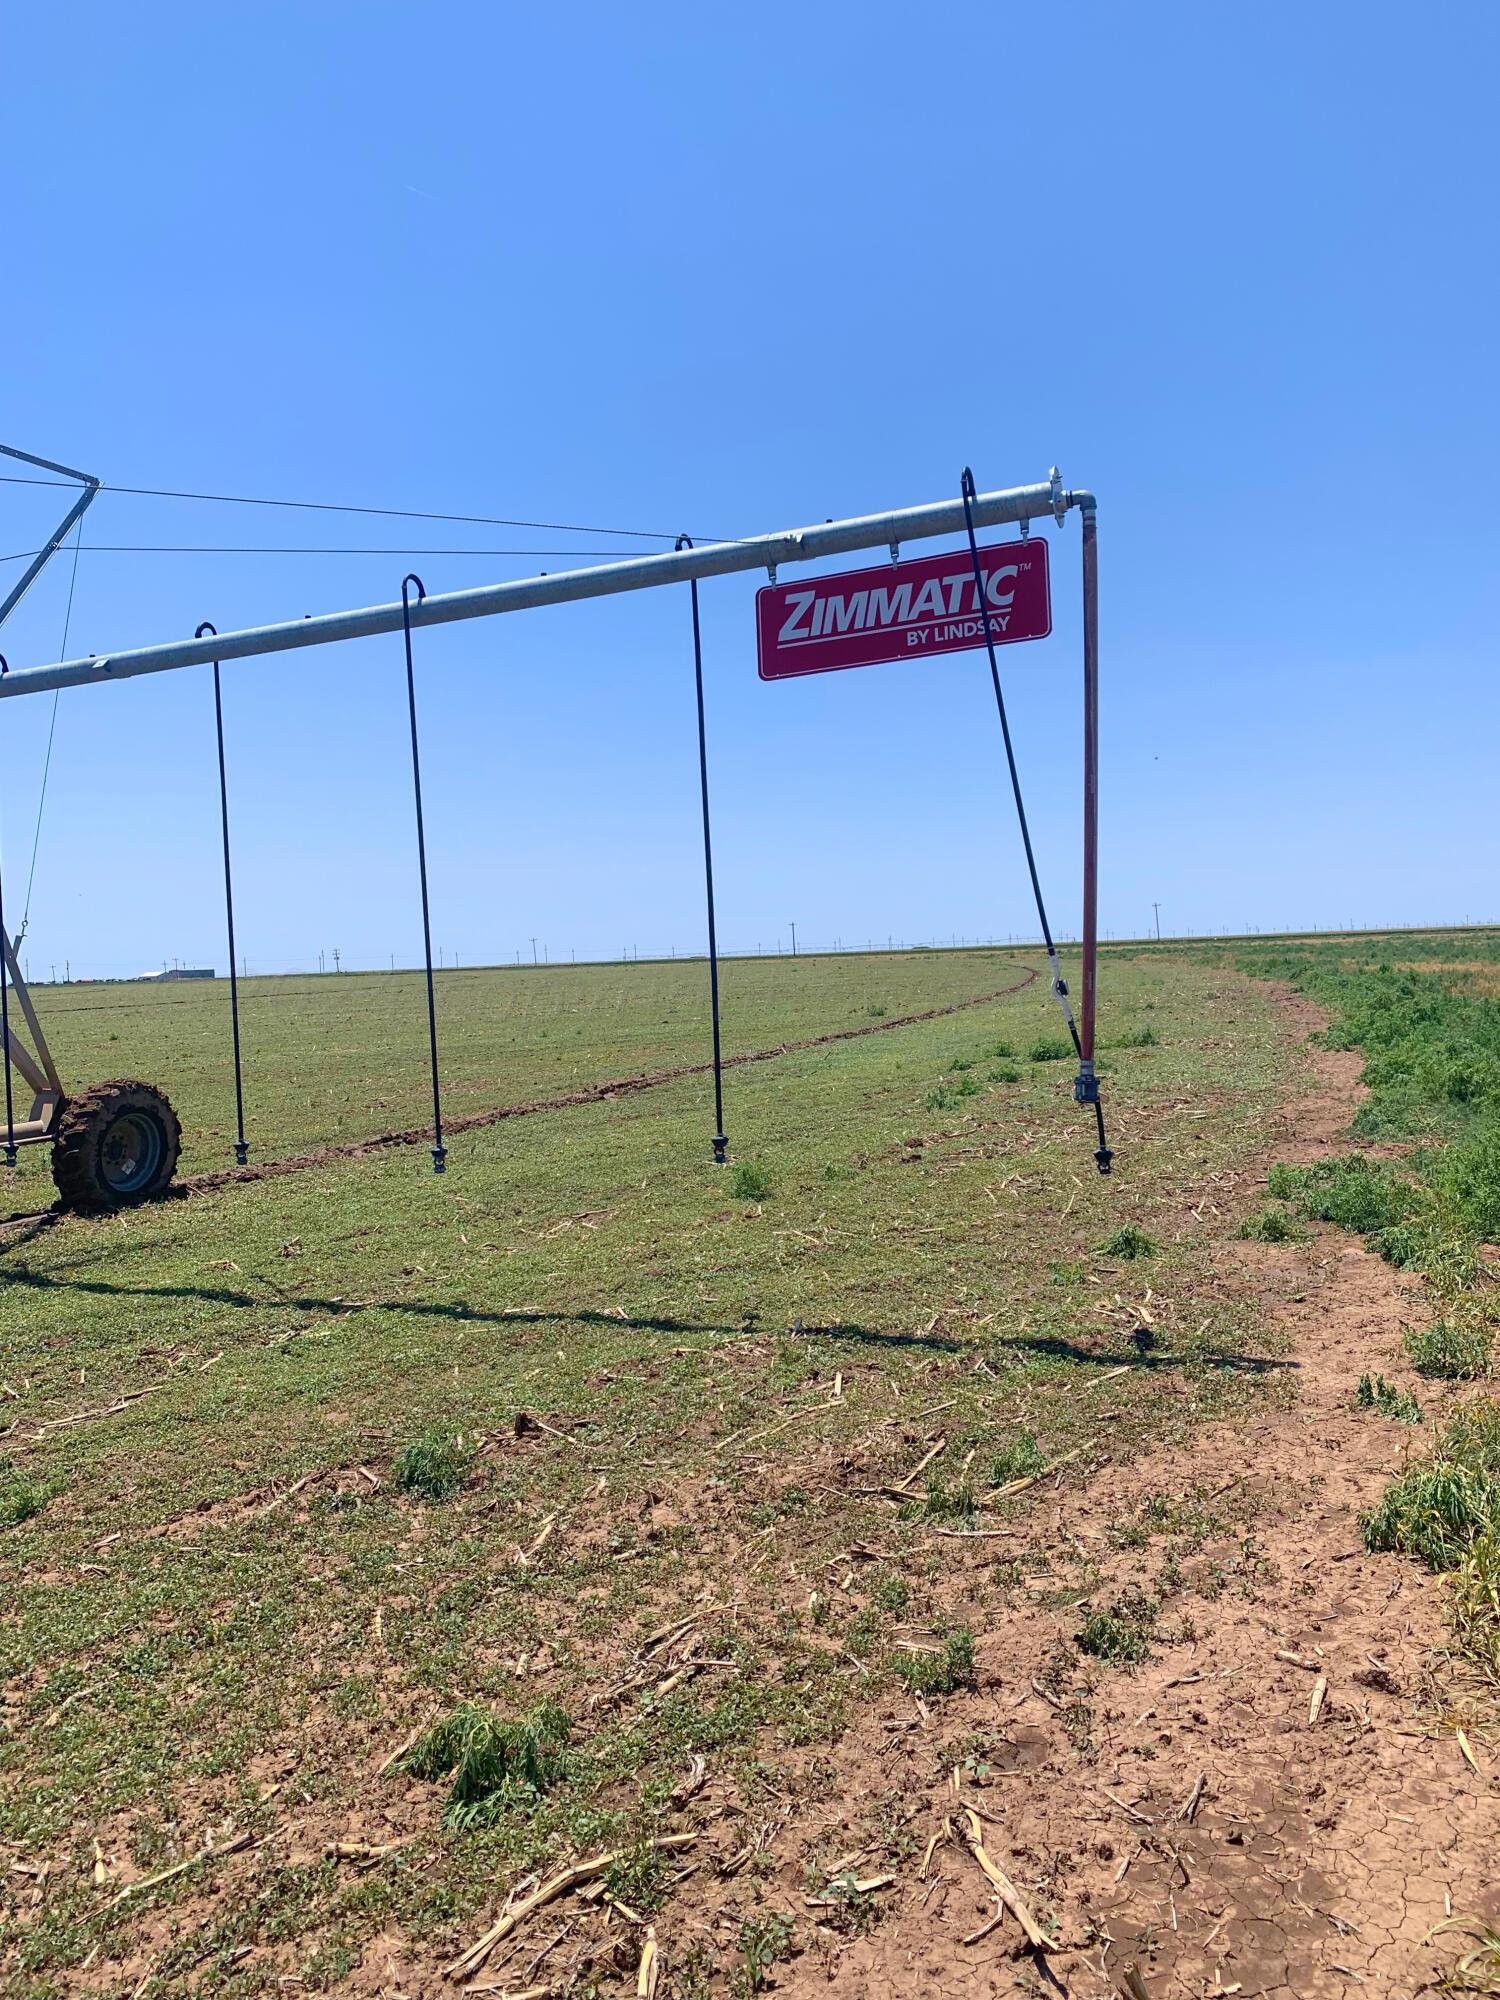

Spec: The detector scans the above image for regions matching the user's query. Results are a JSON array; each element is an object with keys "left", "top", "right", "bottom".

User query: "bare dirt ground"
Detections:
[{"left": 658, "top": 993, "right": 1494, "bottom": 2000}]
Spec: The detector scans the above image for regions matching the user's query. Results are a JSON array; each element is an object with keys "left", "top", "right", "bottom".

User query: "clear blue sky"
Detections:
[{"left": 3, "top": 3, "right": 1495, "bottom": 978}]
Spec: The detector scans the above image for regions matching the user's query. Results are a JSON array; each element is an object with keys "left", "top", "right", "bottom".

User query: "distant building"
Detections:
[{"left": 138, "top": 968, "right": 215, "bottom": 981}]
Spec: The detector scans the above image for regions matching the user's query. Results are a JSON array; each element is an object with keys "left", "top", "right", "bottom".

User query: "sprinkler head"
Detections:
[
  {"left": 431, "top": 1145, "right": 447, "bottom": 1175},
  {"left": 1095, "top": 1146, "right": 1114, "bottom": 1177},
  {"left": 712, "top": 1135, "right": 727, "bottom": 1164},
  {"left": 234, "top": 1142, "right": 249, "bottom": 1168}
]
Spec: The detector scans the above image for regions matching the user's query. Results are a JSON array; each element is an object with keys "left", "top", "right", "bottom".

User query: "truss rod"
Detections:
[
  {"left": 0, "top": 477, "right": 1075, "bottom": 702},
  {"left": 0, "top": 444, "right": 100, "bottom": 634}
]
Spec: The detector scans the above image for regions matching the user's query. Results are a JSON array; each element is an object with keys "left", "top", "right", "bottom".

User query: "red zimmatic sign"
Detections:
[{"left": 756, "top": 537, "right": 1050, "bottom": 682}]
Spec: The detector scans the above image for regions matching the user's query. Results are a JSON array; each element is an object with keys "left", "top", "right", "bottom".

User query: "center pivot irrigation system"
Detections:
[{"left": 0, "top": 453, "right": 1110, "bottom": 1211}]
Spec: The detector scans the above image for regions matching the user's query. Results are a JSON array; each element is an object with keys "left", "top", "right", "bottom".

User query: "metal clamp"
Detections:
[
  {"left": 1050, "top": 466, "right": 1067, "bottom": 525},
  {"left": 889, "top": 539, "right": 900, "bottom": 567}
]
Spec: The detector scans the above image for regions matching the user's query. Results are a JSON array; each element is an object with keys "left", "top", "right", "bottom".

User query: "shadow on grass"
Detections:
[
  {"left": 0, "top": 1263, "right": 745, "bottom": 1339},
  {"left": 990, "top": 1331, "right": 1299, "bottom": 1375},
  {"left": 792, "top": 1320, "right": 972, "bottom": 1356}
]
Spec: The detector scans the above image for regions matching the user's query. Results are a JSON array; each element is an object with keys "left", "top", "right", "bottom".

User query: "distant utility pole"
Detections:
[
  {"left": 319, "top": 950, "right": 325, "bottom": 973},
  {"left": 531, "top": 937, "right": 538, "bottom": 965},
  {"left": 789, "top": 920, "right": 797, "bottom": 957},
  {"left": 1153, "top": 901, "right": 1161, "bottom": 940},
  {"left": 333, "top": 948, "right": 341, "bottom": 973}
]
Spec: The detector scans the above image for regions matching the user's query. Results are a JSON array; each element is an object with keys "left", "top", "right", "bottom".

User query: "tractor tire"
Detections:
[{"left": 51, "top": 1079, "right": 182, "bottom": 1212}]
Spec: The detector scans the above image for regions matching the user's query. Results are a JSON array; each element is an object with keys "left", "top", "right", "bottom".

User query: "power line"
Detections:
[{"left": 0, "top": 469, "right": 715, "bottom": 542}]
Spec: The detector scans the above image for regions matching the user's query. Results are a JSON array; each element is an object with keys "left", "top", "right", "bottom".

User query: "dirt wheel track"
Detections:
[{"left": 731, "top": 991, "right": 1499, "bottom": 1999}]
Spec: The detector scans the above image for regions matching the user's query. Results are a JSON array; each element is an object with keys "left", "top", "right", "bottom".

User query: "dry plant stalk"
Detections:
[
  {"left": 444, "top": 1835, "right": 696, "bottom": 1980},
  {"left": 958, "top": 1808, "right": 1050, "bottom": 1951}
]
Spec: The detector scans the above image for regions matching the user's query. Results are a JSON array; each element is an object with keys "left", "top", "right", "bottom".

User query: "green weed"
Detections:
[
  {"left": 918, "top": 1476, "right": 977, "bottom": 1524},
  {"left": 1114, "top": 1024, "right": 1158, "bottom": 1048},
  {"left": 394, "top": 1430, "right": 477, "bottom": 1502},
  {"left": 890, "top": 1629, "right": 975, "bottom": 1696},
  {"left": 729, "top": 1162, "right": 772, "bottom": 1201},
  {"left": 738, "top": 1909, "right": 795, "bottom": 1993},
  {"left": 1028, "top": 1037, "right": 1072, "bottom": 1063},
  {"left": 400, "top": 1699, "right": 570, "bottom": 1828},
  {"left": 990, "top": 1428, "right": 1045, "bottom": 1485},
  {"left": 1076, "top": 1586, "right": 1157, "bottom": 1667},
  {"left": 1405, "top": 1316, "right": 1495, "bottom": 1381},
  {"left": 605, "top": 1840, "right": 673, "bottom": 1914},
  {"left": 0, "top": 1469, "right": 60, "bottom": 1529},
  {"left": 1236, "top": 1203, "right": 1307, "bottom": 1244},
  {"left": 1268, "top": 1156, "right": 1413, "bottom": 1234},
  {"left": 1432, "top": 1129, "right": 1500, "bottom": 1242},
  {"left": 1364, "top": 1401, "right": 1500, "bottom": 1571},
  {"left": 1356, "top": 1373, "right": 1424, "bottom": 1423},
  {"left": 1100, "top": 1224, "right": 1157, "bottom": 1261},
  {"left": 872, "top": 1571, "right": 910, "bottom": 1616}
]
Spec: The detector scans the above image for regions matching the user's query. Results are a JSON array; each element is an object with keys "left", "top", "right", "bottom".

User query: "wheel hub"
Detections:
[{"left": 100, "top": 1110, "right": 163, "bottom": 1195}]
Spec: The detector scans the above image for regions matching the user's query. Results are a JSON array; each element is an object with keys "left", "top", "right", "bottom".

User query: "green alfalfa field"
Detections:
[{"left": 2, "top": 937, "right": 1497, "bottom": 1995}]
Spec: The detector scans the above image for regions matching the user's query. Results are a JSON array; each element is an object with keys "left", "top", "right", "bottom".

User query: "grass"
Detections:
[
  {"left": 1028, "top": 1036, "right": 1072, "bottom": 1063},
  {"left": 12, "top": 950, "right": 1047, "bottom": 1186},
  {"left": 0, "top": 945, "right": 1295, "bottom": 1989}
]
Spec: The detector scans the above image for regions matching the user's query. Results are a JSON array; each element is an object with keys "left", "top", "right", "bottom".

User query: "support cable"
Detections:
[
  {"left": 0, "top": 469, "right": 717, "bottom": 544},
  {"left": 197, "top": 623, "right": 249, "bottom": 1166},
  {"left": 0, "top": 654, "right": 14, "bottom": 1165},
  {"left": 400, "top": 575, "right": 446, "bottom": 1173},
  {"left": 677, "top": 538, "right": 727, "bottom": 1162},
  {"left": 18, "top": 517, "right": 84, "bottom": 943},
  {"left": 958, "top": 467, "right": 1111, "bottom": 1175}
]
